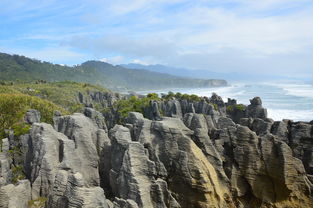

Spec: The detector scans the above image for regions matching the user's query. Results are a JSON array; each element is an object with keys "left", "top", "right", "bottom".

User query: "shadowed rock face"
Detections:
[{"left": 2, "top": 95, "right": 313, "bottom": 208}]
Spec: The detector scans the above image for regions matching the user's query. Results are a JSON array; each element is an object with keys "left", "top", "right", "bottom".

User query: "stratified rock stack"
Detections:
[{"left": 1, "top": 95, "right": 313, "bottom": 208}]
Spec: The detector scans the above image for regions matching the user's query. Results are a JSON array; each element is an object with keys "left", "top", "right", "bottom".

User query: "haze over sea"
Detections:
[{"left": 139, "top": 82, "right": 313, "bottom": 122}]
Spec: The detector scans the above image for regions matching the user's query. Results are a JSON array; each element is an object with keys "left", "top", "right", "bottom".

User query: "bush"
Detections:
[
  {"left": 11, "top": 165, "right": 25, "bottom": 184},
  {"left": 0, "top": 81, "right": 109, "bottom": 113},
  {"left": 0, "top": 94, "right": 68, "bottom": 140},
  {"left": 115, "top": 95, "right": 160, "bottom": 123},
  {"left": 227, "top": 104, "right": 246, "bottom": 112},
  {"left": 28, "top": 197, "right": 47, "bottom": 208}
]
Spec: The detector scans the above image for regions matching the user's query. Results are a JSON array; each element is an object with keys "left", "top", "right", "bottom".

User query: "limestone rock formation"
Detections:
[
  {"left": 246, "top": 97, "right": 267, "bottom": 119},
  {"left": 0, "top": 180, "right": 31, "bottom": 208},
  {"left": 2, "top": 94, "right": 313, "bottom": 208},
  {"left": 25, "top": 109, "right": 41, "bottom": 124}
]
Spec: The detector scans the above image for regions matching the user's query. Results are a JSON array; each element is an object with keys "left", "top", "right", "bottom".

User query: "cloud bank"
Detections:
[{"left": 0, "top": 0, "right": 313, "bottom": 77}]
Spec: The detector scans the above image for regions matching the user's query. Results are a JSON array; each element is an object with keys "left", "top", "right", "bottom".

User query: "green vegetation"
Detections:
[
  {"left": 28, "top": 197, "right": 47, "bottom": 208},
  {"left": 114, "top": 92, "right": 217, "bottom": 123},
  {"left": 227, "top": 104, "right": 246, "bottom": 112},
  {"left": 0, "top": 81, "right": 108, "bottom": 112},
  {"left": 0, "top": 93, "right": 68, "bottom": 141},
  {"left": 212, "top": 103, "right": 218, "bottom": 111},
  {"left": 114, "top": 93, "right": 161, "bottom": 122},
  {"left": 0, "top": 52, "right": 227, "bottom": 90},
  {"left": 163, "top": 91, "right": 201, "bottom": 101},
  {"left": 11, "top": 165, "right": 25, "bottom": 184}
]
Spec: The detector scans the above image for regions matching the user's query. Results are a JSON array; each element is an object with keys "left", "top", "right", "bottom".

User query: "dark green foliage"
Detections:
[
  {"left": 164, "top": 92, "right": 201, "bottom": 102},
  {"left": 227, "top": 104, "right": 246, "bottom": 112},
  {"left": 0, "top": 93, "right": 68, "bottom": 140},
  {"left": 0, "top": 52, "right": 227, "bottom": 90},
  {"left": 11, "top": 123, "right": 31, "bottom": 137},
  {"left": 115, "top": 95, "right": 161, "bottom": 122},
  {"left": 11, "top": 165, "right": 25, "bottom": 184},
  {"left": 0, "top": 81, "right": 108, "bottom": 113}
]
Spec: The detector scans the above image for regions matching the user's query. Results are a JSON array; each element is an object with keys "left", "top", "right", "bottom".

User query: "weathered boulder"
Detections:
[
  {"left": 212, "top": 123, "right": 313, "bottom": 207},
  {"left": 24, "top": 109, "right": 41, "bottom": 124},
  {"left": 48, "top": 171, "right": 108, "bottom": 208},
  {"left": 127, "top": 113, "right": 234, "bottom": 208},
  {"left": 271, "top": 120, "right": 290, "bottom": 143},
  {"left": 109, "top": 124, "right": 179, "bottom": 208},
  {"left": 240, "top": 118, "right": 274, "bottom": 136},
  {"left": 0, "top": 139, "right": 11, "bottom": 186},
  {"left": 209, "top": 93, "right": 226, "bottom": 115},
  {"left": 84, "top": 107, "right": 108, "bottom": 131},
  {"left": 246, "top": 97, "right": 267, "bottom": 119},
  {"left": 0, "top": 180, "right": 31, "bottom": 208},
  {"left": 21, "top": 113, "right": 109, "bottom": 206},
  {"left": 183, "top": 113, "right": 227, "bottom": 184},
  {"left": 54, "top": 113, "right": 106, "bottom": 186},
  {"left": 289, "top": 122, "right": 313, "bottom": 175}
]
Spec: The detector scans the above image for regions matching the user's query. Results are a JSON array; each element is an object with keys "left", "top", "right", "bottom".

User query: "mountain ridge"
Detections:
[
  {"left": 121, "top": 63, "right": 288, "bottom": 81},
  {"left": 0, "top": 52, "right": 227, "bottom": 91}
]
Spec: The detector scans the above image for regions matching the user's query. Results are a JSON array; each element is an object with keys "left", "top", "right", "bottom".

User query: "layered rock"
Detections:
[
  {"left": 0, "top": 180, "right": 31, "bottom": 208},
  {"left": 126, "top": 113, "right": 234, "bottom": 208},
  {"left": 245, "top": 97, "right": 267, "bottom": 119},
  {"left": 19, "top": 113, "right": 110, "bottom": 207},
  {"left": 2, "top": 94, "right": 313, "bottom": 208},
  {"left": 108, "top": 125, "right": 179, "bottom": 208}
]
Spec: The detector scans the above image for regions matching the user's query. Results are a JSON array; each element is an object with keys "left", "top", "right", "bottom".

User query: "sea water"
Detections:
[{"left": 138, "top": 82, "right": 313, "bottom": 122}]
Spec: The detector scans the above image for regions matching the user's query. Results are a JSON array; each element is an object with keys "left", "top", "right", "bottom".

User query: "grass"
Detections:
[{"left": 0, "top": 81, "right": 109, "bottom": 113}]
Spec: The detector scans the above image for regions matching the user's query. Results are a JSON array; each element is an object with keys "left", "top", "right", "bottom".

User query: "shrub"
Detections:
[
  {"left": 0, "top": 94, "right": 68, "bottom": 140},
  {"left": 28, "top": 197, "right": 47, "bottom": 208},
  {"left": 227, "top": 104, "right": 246, "bottom": 112},
  {"left": 115, "top": 94, "right": 160, "bottom": 122},
  {"left": 147, "top": 93, "right": 159, "bottom": 99},
  {"left": 11, "top": 165, "right": 25, "bottom": 184},
  {"left": 212, "top": 104, "right": 218, "bottom": 111}
]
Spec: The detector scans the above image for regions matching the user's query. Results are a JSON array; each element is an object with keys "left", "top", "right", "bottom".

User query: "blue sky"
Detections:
[{"left": 1, "top": 0, "right": 313, "bottom": 77}]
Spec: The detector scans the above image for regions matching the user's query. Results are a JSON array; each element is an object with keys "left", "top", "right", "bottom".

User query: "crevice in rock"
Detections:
[{"left": 58, "top": 140, "right": 64, "bottom": 163}]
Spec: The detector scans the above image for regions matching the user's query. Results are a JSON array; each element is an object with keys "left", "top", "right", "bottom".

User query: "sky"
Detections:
[{"left": 1, "top": 0, "right": 313, "bottom": 78}]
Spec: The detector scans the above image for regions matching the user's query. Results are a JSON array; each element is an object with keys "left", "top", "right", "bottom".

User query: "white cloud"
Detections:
[
  {"left": 100, "top": 56, "right": 124, "bottom": 64},
  {"left": 2, "top": 0, "right": 313, "bottom": 76},
  {"left": 131, "top": 59, "right": 150, "bottom": 65},
  {"left": 1, "top": 46, "right": 89, "bottom": 65}
]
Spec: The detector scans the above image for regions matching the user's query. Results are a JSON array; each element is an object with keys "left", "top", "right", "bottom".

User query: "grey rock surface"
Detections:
[
  {"left": 2, "top": 94, "right": 313, "bottom": 208},
  {"left": 0, "top": 180, "right": 31, "bottom": 208},
  {"left": 25, "top": 109, "right": 41, "bottom": 124},
  {"left": 246, "top": 97, "right": 268, "bottom": 119}
]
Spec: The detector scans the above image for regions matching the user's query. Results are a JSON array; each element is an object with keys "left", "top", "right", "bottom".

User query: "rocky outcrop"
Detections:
[
  {"left": 246, "top": 97, "right": 267, "bottom": 119},
  {"left": 0, "top": 180, "right": 31, "bottom": 208},
  {"left": 48, "top": 171, "right": 108, "bottom": 208},
  {"left": 0, "top": 139, "right": 11, "bottom": 186},
  {"left": 126, "top": 112, "right": 234, "bottom": 208},
  {"left": 18, "top": 113, "right": 110, "bottom": 207},
  {"left": 25, "top": 109, "right": 41, "bottom": 124},
  {"left": 78, "top": 91, "right": 121, "bottom": 109},
  {"left": 2, "top": 94, "right": 313, "bottom": 208}
]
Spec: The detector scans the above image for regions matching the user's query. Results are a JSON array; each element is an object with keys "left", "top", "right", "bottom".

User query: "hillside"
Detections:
[
  {"left": 0, "top": 52, "right": 227, "bottom": 91},
  {"left": 121, "top": 63, "right": 287, "bottom": 81},
  {"left": 0, "top": 81, "right": 112, "bottom": 113}
]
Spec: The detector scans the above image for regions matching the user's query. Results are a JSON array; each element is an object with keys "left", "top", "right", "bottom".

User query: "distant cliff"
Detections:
[{"left": 0, "top": 52, "right": 227, "bottom": 90}]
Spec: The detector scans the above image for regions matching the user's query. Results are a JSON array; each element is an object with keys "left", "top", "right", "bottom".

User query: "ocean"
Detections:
[{"left": 138, "top": 82, "right": 313, "bottom": 122}]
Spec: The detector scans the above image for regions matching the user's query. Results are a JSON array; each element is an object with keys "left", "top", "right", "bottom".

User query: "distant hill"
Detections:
[
  {"left": 121, "top": 63, "right": 286, "bottom": 82},
  {"left": 0, "top": 52, "right": 227, "bottom": 91}
]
